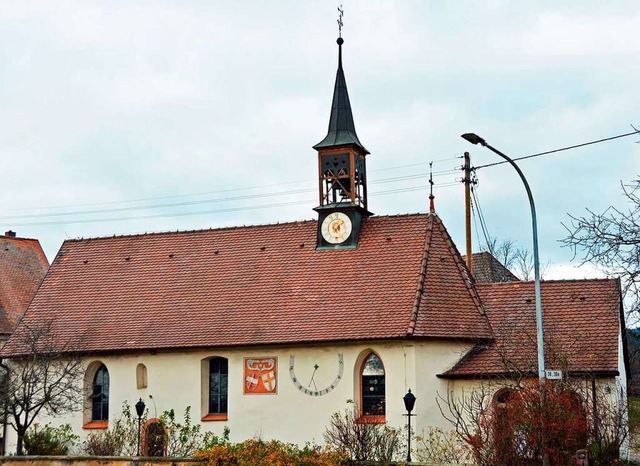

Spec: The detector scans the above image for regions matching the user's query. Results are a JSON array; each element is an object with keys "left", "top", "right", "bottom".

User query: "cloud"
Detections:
[{"left": 523, "top": 11, "right": 640, "bottom": 58}]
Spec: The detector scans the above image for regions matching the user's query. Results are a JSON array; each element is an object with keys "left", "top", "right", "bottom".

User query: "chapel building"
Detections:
[{"left": 0, "top": 36, "right": 628, "bottom": 456}]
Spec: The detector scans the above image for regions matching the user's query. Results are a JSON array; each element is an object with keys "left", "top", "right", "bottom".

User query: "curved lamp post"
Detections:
[
  {"left": 461, "top": 133, "right": 545, "bottom": 381},
  {"left": 461, "top": 133, "right": 548, "bottom": 466},
  {"left": 403, "top": 389, "right": 416, "bottom": 463},
  {"left": 135, "top": 398, "right": 146, "bottom": 456}
]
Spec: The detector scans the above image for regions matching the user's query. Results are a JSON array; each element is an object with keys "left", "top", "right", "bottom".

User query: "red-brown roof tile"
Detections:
[
  {"left": 0, "top": 234, "right": 49, "bottom": 335},
  {"left": 440, "top": 279, "right": 622, "bottom": 378},
  {"left": 0, "top": 214, "right": 491, "bottom": 356}
]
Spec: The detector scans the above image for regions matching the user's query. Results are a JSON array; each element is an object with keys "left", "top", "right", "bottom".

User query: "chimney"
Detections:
[{"left": 4, "top": 230, "right": 16, "bottom": 238}]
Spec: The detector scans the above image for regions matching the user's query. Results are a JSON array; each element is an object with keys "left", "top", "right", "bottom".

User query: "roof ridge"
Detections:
[
  {"left": 64, "top": 219, "right": 319, "bottom": 243},
  {"left": 0, "top": 236, "right": 42, "bottom": 242},
  {"left": 476, "top": 277, "right": 617, "bottom": 287},
  {"left": 62, "top": 213, "right": 429, "bottom": 243},
  {"left": 407, "top": 214, "right": 434, "bottom": 336}
]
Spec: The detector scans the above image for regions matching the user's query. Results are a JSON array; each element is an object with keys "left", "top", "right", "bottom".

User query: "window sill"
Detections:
[
  {"left": 356, "top": 415, "right": 386, "bottom": 424},
  {"left": 202, "top": 413, "right": 228, "bottom": 422},
  {"left": 83, "top": 420, "right": 108, "bottom": 430}
]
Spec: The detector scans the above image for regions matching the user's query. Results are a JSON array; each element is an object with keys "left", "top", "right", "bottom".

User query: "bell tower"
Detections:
[{"left": 313, "top": 37, "right": 371, "bottom": 250}]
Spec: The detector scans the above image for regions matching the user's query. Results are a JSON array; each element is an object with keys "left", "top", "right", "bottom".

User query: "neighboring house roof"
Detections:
[
  {"left": 440, "top": 279, "right": 622, "bottom": 378},
  {"left": 464, "top": 251, "right": 520, "bottom": 283},
  {"left": 0, "top": 213, "right": 492, "bottom": 356},
  {"left": 0, "top": 232, "right": 49, "bottom": 335}
]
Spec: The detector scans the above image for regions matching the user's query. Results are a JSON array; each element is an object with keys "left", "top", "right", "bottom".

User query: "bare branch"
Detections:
[{"left": 0, "top": 321, "right": 84, "bottom": 455}]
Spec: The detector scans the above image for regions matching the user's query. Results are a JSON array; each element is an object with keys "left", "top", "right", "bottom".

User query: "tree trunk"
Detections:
[{"left": 16, "top": 428, "right": 24, "bottom": 455}]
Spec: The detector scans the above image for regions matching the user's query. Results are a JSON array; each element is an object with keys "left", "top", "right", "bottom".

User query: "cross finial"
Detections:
[{"left": 337, "top": 4, "right": 344, "bottom": 38}]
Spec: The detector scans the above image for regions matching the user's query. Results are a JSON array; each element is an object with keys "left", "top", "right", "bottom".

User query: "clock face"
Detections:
[
  {"left": 321, "top": 212, "right": 352, "bottom": 244},
  {"left": 289, "top": 354, "right": 344, "bottom": 397}
]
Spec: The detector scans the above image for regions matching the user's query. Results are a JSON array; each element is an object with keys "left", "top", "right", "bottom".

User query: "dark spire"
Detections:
[{"left": 313, "top": 38, "right": 369, "bottom": 154}]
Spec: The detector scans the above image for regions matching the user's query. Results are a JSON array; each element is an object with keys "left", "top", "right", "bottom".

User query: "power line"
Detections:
[
  {"left": 0, "top": 159, "right": 464, "bottom": 221},
  {"left": 0, "top": 172, "right": 435, "bottom": 221},
  {"left": 471, "top": 183, "right": 493, "bottom": 252},
  {"left": 3, "top": 155, "right": 462, "bottom": 213},
  {"left": 473, "top": 129, "right": 640, "bottom": 170},
  {"left": 6, "top": 183, "right": 441, "bottom": 227}
]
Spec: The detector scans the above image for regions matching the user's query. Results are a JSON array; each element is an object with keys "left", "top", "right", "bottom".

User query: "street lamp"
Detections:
[
  {"left": 135, "top": 398, "right": 146, "bottom": 456},
  {"left": 461, "top": 133, "right": 548, "bottom": 466},
  {"left": 403, "top": 389, "right": 416, "bottom": 463},
  {"left": 461, "top": 133, "right": 545, "bottom": 382}
]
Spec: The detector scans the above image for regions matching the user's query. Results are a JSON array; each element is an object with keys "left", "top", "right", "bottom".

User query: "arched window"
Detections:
[
  {"left": 136, "top": 363, "right": 148, "bottom": 389},
  {"left": 91, "top": 364, "right": 109, "bottom": 421},
  {"left": 209, "top": 357, "right": 228, "bottom": 415},
  {"left": 361, "top": 353, "right": 385, "bottom": 417}
]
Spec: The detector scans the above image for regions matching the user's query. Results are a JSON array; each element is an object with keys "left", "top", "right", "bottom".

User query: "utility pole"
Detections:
[{"left": 463, "top": 152, "right": 473, "bottom": 273}]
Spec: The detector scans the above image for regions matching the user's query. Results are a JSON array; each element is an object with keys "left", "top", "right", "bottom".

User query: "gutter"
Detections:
[{"left": 436, "top": 369, "right": 621, "bottom": 380}]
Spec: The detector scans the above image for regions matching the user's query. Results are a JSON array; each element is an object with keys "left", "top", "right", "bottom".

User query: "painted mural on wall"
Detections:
[{"left": 244, "top": 357, "right": 278, "bottom": 394}]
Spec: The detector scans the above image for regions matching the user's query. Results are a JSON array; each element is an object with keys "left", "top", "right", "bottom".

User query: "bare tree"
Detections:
[
  {"left": 484, "top": 238, "right": 517, "bottom": 270},
  {"left": 483, "top": 238, "right": 550, "bottom": 281},
  {"left": 563, "top": 180, "right": 640, "bottom": 323},
  {"left": 0, "top": 321, "right": 84, "bottom": 455}
]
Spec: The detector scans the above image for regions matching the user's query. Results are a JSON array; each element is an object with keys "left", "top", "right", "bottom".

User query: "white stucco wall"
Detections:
[
  {"left": 618, "top": 330, "right": 630, "bottom": 459},
  {"left": 3, "top": 339, "right": 473, "bottom": 454}
]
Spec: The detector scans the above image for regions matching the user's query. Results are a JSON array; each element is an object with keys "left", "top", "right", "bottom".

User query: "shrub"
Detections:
[
  {"left": 23, "top": 423, "right": 78, "bottom": 455},
  {"left": 414, "top": 426, "right": 472, "bottom": 464},
  {"left": 83, "top": 428, "right": 125, "bottom": 456},
  {"left": 83, "top": 400, "right": 144, "bottom": 456},
  {"left": 195, "top": 438, "right": 349, "bottom": 466},
  {"left": 323, "top": 404, "right": 403, "bottom": 462},
  {"left": 160, "top": 406, "right": 208, "bottom": 457}
]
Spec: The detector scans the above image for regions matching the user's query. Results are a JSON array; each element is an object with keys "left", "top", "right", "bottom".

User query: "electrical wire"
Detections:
[
  {"left": 0, "top": 163, "right": 464, "bottom": 221},
  {"left": 471, "top": 200, "right": 484, "bottom": 254},
  {"left": 4, "top": 155, "right": 462, "bottom": 213},
  {"left": 474, "top": 129, "right": 640, "bottom": 170},
  {"left": 6, "top": 182, "right": 446, "bottom": 227},
  {"left": 0, "top": 173, "right": 425, "bottom": 220},
  {"left": 470, "top": 183, "right": 494, "bottom": 253}
]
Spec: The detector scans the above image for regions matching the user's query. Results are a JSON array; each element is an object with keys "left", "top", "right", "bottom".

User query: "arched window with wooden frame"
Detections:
[
  {"left": 360, "top": 352, "right": 385, "bottom": 422},
  {"left": 91, "top": 364, "right": 110, "bottom": 421}
]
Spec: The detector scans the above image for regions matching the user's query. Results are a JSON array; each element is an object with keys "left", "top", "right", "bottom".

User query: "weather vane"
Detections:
[{"left": 337, "top": 4, "right": 344, "bottom": 38}]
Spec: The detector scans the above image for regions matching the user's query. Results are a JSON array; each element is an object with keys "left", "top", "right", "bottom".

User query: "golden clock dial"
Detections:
[
  {"left": 289, "top": 354, "right": 344, "bottom": 397},
  {"left": 321, "top": 212, "right": 352, "bottom": 244}
]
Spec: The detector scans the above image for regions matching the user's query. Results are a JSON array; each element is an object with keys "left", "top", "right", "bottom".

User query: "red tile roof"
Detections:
[
  {"left": 0, "top": 235, "right": 49, "bottom": 335},
  {"left": 0, "top": 214, "right": 491, "bottom": 356},
  {"left": 440, "top": 279, "right": 622, "bottom": 378}
]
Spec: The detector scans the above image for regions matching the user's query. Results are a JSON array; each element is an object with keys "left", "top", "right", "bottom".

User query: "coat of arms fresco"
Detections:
[{"left": 243, "top": 357, "right": 277, "bottom": 394}]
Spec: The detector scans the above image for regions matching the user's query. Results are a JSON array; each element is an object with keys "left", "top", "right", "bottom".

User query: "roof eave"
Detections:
[{"left": 437, "top": 369, "right": 621, "bottom": 380}]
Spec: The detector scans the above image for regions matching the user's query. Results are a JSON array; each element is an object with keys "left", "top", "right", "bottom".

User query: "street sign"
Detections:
[{"left": 545, "top": 369, "right": 563, "bottom": 380}]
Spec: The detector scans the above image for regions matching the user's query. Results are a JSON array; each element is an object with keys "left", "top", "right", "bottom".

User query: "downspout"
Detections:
[{"left": 0, "top": 358, "right": 9, "bottom": 456}]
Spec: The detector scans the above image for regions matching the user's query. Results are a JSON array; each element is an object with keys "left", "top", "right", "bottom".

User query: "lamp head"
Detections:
[
  {"left": 461, "top": 133, "right": 487, "bottom": 146},
  {"left": 135, "top": 398, "right": 146, "bottom": 418},
  {"left": 403, "top": 389, "right": 416, "bottom": 413}
]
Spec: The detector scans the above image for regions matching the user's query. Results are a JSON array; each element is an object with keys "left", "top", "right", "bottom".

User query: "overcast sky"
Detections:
[{"left": 1, "top": 1, "right": 639, "bottom": 279}]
